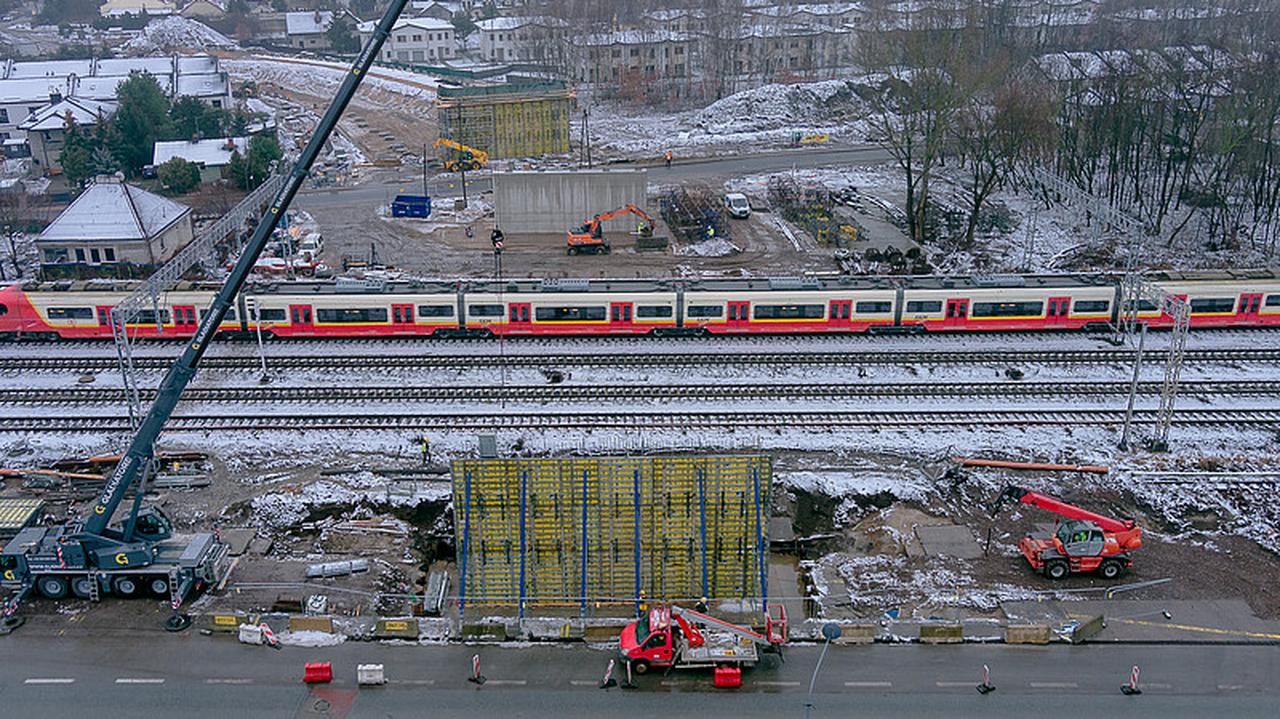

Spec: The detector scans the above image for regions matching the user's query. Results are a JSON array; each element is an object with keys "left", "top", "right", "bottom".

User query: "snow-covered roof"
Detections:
[
  {"left": 153, "top": 136, "right": 247, "bottom": 167},
  {"left": 581, "top": 29, "right": 692, "bottom": 47},
  {"left": 358, "top": 16, "right": 453, "bottom": 33},
  {"left": 5, "top": 59, "right": 93, "bottom": 80},
  {"left": 0, "top": 78, "right": 67, "bottom": 105},
  {"left": 39, "top": 175, "right": 190, "bottom": 243},
  {"left": 100, "top": 0, "right": 175, "bottom": 17},
  {"left": 18, "top": 97, "right": 115, "bottom": 132},
  {"left": 286, "top": 10, "right": 334, "bottom": 36}
]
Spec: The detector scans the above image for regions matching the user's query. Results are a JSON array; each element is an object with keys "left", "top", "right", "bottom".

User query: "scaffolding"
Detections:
[
  {"left": 436, "top": 81, "right": 572, "bottom": 160},
  {"left": 451, "top": 456, "right": 771, "bottom": 617}
]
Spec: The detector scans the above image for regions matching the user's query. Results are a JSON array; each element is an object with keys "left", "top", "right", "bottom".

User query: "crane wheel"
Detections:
[
  {"left": 1044, "top": 560, "right": 1069, "bottom": 580},
  {"left": 71, "top": 576, "right": 95, "bottom": 599},
  {"left": 631, "top": 659, "right": 651, "bottom": 675},
  {"left": 36, "top": 575, "right": 68, "bottom": 599},
  {"left": 148, "top": 577, "right": 171, "bottom": 597},
  {"left": 112, "top": 576, "right": 140, "bottom": 597},
  {"left": 1098, "top": 559, "right": 1123, "bottom": 580}
]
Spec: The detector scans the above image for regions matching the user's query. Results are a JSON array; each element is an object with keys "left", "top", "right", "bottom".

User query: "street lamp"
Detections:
[{"left": 804, "top": 622, "right": 842, "bottom": 719}]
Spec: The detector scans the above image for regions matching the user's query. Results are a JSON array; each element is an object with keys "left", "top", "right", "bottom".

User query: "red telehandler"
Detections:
[{"left": 990, "top": 485, "right": 1142, "bottom": 580}]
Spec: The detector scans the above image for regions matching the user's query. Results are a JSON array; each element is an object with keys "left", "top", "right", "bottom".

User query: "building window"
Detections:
[
  {"left": 90, "top": 248, "right": 101, "bottom": 264},
  {"left": 74, "top": 248, "right": 86, "bottom": 262},
  {"left": 104, "top": 248, "right": 116, "bottom": 262},
  {"left": 0, "top": 109, "right": 8, "bottom": 124},
  {"left": 413, "top": 34, "right": 422, "bottom": 42}
]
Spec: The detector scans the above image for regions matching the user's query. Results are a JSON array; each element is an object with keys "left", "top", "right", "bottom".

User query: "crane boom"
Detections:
[
  {"left": 992, "top": 485, "right": 1135, "bottom": 534},
  {"left": 84, "top": 0, "right": 411, "bottom": 536}
]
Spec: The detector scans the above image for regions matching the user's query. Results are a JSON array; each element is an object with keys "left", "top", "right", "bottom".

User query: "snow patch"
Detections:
[{"left": 121, "top": 16, "right": 237, "bottom": 53}]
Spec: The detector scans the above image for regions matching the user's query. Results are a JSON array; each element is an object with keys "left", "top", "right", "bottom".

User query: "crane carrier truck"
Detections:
[{"left": 1, "top": 0, "right": 412, "bottom": 633}]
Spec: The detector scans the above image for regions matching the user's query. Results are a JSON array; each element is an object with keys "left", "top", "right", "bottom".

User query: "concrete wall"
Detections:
[{"left": 493, "top": 169, "right": 648, "bottom": 234}]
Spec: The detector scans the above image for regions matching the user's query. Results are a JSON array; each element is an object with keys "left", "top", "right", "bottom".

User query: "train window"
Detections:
[
  {"left": 687, "top": 305, "right": 723, "bottom": 318},
  {"left": 905, "top": 300, "right": 942, "bottom": 313},
  {"left": 469, "top": 304, "right": 504, "bottom": 317},
  {"left": 970, "top": 301, "right": 1044, "bottom": 318},
  {"left": 1123, "top": 299, "right": 1158, "bottom": 312},
  {"left": 47, "top": 307, "right": 94, "bottom": 320},
  {"left": 754, "top": 304, "right": 825, "bottom": 320},
  {"left": 854, "top": 301, "right": 892, "bottom": 314},
  {"left": 1266, "top": 295, "right": 1280, "bottom": 307},
  {"left": 316, "top": 308, "right": 389, "bottom": 323},
  {"left": 1189, "top": 298, "right": 1236, "bottom": 314},
  {"left": 134, "top": 309, "right": 171, "bottom": 324},
  {"left": 1073, "top": 300, "right": 1110, "bottom": 313},
  {"left": 636, "top": 305, "right": 673, "bottom": 318},
  {"left": 258, "top": 308, "right": 286, "bottom": 322},
  {"left": 534, "top": 306, "right": 607, "bottom": 322},
  {"left": 200, "top": 308, "right": 236, "bottom": 322},
  {"left": 418, "top": 304, "right": 454, "bottom": 318}
]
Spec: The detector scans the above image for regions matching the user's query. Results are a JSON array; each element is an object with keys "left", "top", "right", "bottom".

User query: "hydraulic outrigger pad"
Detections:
[{"left": 164, "top": 613, "right": 193, "bottom": 632}]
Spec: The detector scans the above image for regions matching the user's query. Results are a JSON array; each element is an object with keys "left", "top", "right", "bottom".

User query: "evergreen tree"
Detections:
[{"left": 113, "top": 73, "right": 171, "bottom": 176}]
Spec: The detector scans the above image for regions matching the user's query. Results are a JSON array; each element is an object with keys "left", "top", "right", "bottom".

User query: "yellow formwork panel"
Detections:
[{"left": 452, "top": 456, "right": 770, "bottom": 610}]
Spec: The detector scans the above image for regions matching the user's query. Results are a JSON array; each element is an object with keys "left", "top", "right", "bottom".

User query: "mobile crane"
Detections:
[
  {"left": 990, "top": 485, "right": 1143, "bottom": 580},
  {"left": 566, "top": 203, "right": 655, "bottom": 255},
  {"left": 432, "top": 137, "right": 488, "bottom": 172},
  {"left": 619, "top": 604, "right": 787, "bottom": 688},
  {"left": 0, "top": 0, "right": 412, "bottom": 633}
]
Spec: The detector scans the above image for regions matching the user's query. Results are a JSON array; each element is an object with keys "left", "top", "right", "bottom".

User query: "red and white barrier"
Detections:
[
  {"left": 599, "top": 659, "right": 617, "bottom": 689},
  {"left": 1121, "top": 665, "right": 1142, "bottom": 695},
  {"left": 976, "top": 664, "right": 995, "bottom": 694},
  {"left": 468, "top": 653, "right": 486, "bottom": 685}
]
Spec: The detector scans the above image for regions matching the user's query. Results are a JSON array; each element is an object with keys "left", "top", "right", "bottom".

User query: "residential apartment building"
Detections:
[
  {"left": 477, "top": 16, "right": 567, "bottom": 64},
  {"left": 357, "top": 17, "right": 456, "bottom": 64}
]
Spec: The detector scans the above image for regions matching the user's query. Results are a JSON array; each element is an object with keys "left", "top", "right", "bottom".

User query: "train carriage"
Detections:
[
  {"left": 1146, "top": 270, "right": 1280, "bottom": 329},
  {"left": 899, "top": 275, "right": 1119, "bottom": 332},
  {"left": 682, "top": 277, "right": 898, "bottom": 334}
]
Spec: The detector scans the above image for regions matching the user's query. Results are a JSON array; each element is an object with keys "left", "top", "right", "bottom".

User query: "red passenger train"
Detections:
[{"left": 2, "top": 270, "right": 1279, "bottom": 340}]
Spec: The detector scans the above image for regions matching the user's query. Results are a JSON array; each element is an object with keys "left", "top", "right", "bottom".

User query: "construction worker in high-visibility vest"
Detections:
[
  {"left": 664, "top": 149, "right": 673, "bottom": 168},
  {"left": 420, "top": 436, "right": 430, "bottom": 466}
]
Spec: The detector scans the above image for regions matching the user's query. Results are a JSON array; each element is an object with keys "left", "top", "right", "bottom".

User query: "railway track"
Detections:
[
  {"left": 2, "top": 347, "right": 1279, "bottom": 372},
  {"left": 2, "top": 408, "right": 1278, "bottom": 433},
  {"left": 3, "top": 379, "right": 1280, "bottom": 405}
]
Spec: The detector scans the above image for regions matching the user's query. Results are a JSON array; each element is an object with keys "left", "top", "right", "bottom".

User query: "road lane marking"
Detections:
[
  {"left": 25, "top": 678, "right": 75, "bottom": 685},
  {"left": 115, "top": 678, "right": 165, "bottom": 684},
  {"left": 659, "top": 680, "right": 680, "bottom": 686},
  {"left": 388, "top": 679, "right": 435, "bottom": 686},
  {"left": 844, "top": 681, "right": 892, "bottom": 688},
  {"left": 1030, "top": 682, "right": 1078, "bottom": 688},
  {"left": 483, "top": 679, "right": 527, "bottom": 686},
  {"left": 756, "top": 681, "right": 801, "bottom": 687},
  {"left": 1113, "top": 618, "right": 1280, "bottom": 641},
  {"left": 935, "top": 681, "right": 973, "bottom": 688},
  {"left": 205, "top": 679, "right": 254, "bottom": 685},
  {"left": 1218, "top": 684, "right": 1244, "bottom": 691},
  {"left": 569, "top": 680, "right": 598, "bottom": 686},
  {"left": 1146, "top": 683, "right": 1172, "bottom": 689}
]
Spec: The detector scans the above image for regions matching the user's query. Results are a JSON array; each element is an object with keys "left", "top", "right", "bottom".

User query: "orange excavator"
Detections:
[
  {"left": 991, "top": 485, "right": 1142, "bottom": 580},
  {"left": 566, "top": 203, "right": 654, "bottom": 255}
]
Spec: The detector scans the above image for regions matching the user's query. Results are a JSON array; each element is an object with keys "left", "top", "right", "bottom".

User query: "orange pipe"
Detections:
[{"left": 952, "top": 457, "right": 1109, "bottom": 474}]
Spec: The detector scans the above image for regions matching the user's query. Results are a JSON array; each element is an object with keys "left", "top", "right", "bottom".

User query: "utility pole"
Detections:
[
  {"left": 422, "top": 142, "right": 428, "bottom": 197},
  {"left": 1119, "top": 322, "right": 1146, "bottom": 451}
]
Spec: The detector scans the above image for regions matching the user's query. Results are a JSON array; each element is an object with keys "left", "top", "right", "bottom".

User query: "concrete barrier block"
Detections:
[
  {"left": 919, "top": 623, "right": 964, "bottom": 644},
  {"left": 205, "top": 613, "right": 247, "bottom": 633},
  {"left": 1004, "top": 624, "right": 1052, "bottom": 645},
  {"left": 289, "top": 616, "right": 334, "bottom": 633},
  {"left": 460, "top": 622, "right": 507, "bottom": 642},
  {"left": 1068, "top": 615, "right": 1105, "bottom": 645},
  {"left": 583, "top": 625, "right": 626, "bottom": 642},
  {"left": 374, "top": 618, "right": 421, "bottom": 639},
  {"left": 833, "top": 623, "right": 876, "bottom": 645}
]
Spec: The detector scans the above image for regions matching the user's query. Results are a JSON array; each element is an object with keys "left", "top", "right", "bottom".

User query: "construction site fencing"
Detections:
[{"left": 452, "top": 456, "right": 771, "bottom": 618}]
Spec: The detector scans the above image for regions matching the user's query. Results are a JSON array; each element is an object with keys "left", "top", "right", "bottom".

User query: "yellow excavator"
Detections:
[{"left": 433, "top": 137, "right": 488, "bottom": 172}]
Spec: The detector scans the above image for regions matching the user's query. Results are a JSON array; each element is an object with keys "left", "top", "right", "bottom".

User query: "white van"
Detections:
[
  {"left": 725, "top": 193, "right": 751, "bottom": 219},
  {"left": 298, "top": 232, "right": 324, "bottom": 261}
]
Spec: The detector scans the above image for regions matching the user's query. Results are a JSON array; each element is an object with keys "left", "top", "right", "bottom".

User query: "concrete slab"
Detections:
[
  {"left": 219, "top": 528, "right": 257, "bottom": 556},
  {"left": 769, "top": 517, "right": 795, "bottom": 543},
  {"left": 914, "top": 524, "right": 982, "bottom": 559},
  {"left": 769, "top": 554, "right": 806, "bottom": 623}
]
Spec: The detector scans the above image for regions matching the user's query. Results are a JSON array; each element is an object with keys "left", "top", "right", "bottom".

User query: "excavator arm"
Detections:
[
  {"left": 992, "top": 485, "right": 1136, "bottom": 534},
  {"left": 594, "top": 203, "right": 654, "bottom": 228}
]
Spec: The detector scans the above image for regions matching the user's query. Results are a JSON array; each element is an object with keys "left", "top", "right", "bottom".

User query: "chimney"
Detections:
[{"left": 49, "top": 91, "right": 62, "bottom": 104}]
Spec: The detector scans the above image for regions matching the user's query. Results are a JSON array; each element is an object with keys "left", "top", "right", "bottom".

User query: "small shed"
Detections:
[{"left": 152, "top": 136, "right": 248, "bottom": 182}]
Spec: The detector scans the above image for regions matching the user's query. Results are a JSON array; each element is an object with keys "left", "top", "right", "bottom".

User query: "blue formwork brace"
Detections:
[
  {"left": 698, "top": 466, "right": 708, "bottom": 601},
  {"left": 633, "top": 468, "right": 642, "bottom": 617},
  {"left": 753, "top": 464, "right": 768, "bottom": 606},
  {"left": 580, "top": 469, "right": 589, "bottom": 616},
  {"left": 459, "top": 468, "right": 472, "bottom": 614},
  {"left": 518, "top": 469, "right": 528, "bottom": 619}
]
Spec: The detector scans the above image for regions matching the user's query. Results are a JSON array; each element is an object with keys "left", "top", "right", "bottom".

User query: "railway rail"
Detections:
[
  {"left": 2, "top": 346, "right": 1280, "bottom": 372},
  {"left": 2, "top": 380, "right": 1280, "bottom": 405},
  {"left": 2, "top": 408, "right": 1278, "bottom": 433}
]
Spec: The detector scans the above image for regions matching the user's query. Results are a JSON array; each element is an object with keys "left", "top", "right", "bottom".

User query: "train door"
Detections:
[
  {"left": 173, "top": 305, "right": 197, "bottom": 334},
  {"left": 944, "top": 299, "right": 968, "bottom": 327},
  {"left": 610, "top": 302, "right": 633, "bottom": 326},
  {"left": 508, "top": 302, "right": 531, "bottom": 330},
  {"left": 96, "top": 306, "right": 114, "bottom": 329},
  {"left": 391, "top": 303, "right": 415, "bottom": 330},
  {"left": 1046, "top": 296, "right": 1070, "bottom": 325},
  {"left": 289, "top": 304, "right": 313, "bottom": 332},
  {"left": 727, "top": 301, "right": 751, "bottom": 329},
  {"left": 1239, "top": 293, "right": 1263, "bottom": 322},
  {"left": 828, "top": 300, "right": 852, "bottom": 328}
]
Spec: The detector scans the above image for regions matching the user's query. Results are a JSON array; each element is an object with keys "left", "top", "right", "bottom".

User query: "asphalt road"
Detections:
[
  {"left": 1, "top": 632, "right": 1276, "bottom": 718},
  {"left": 293, "top": 144, "right": 895, "bottom": 209}
]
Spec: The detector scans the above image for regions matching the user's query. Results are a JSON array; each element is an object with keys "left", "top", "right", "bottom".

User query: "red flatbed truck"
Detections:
[{"left": 619, "top": 604, "right": 787, "bottom": 688}]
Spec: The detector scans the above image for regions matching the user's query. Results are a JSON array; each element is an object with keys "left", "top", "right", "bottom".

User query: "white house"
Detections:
[
  {"left": 99, "top": 0, "right": 175, "bottom": 18},
  {"left": 18, "top": 96, "right": 115, "bottom": 175},
  {"left": 152, "top": 136, "right": 248, "bottom": 182},
  {"left": 358, "top": 17, "right": 455, "bottom": 64},
  {"left": 286, "top": 10, "right": 335, "bottom": 49},
  {"left": 37, "top": 175, "right": 193, "bottom": 272}
]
